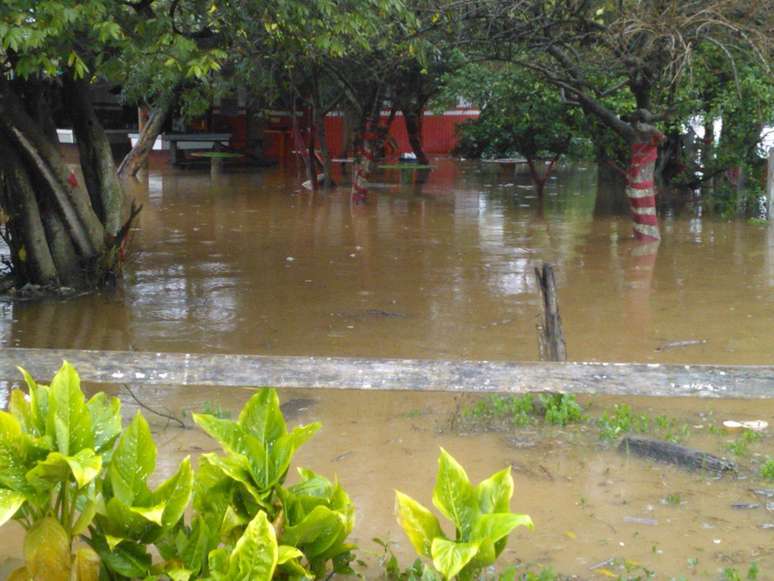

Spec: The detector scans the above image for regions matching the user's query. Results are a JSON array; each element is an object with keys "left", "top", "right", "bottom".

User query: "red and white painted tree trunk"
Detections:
[
  {"left": 351, "top": 126, "right": 376, "bottom": 203},
  {"left": 625, "top": 140, "right": 660, "bottom": 241}
]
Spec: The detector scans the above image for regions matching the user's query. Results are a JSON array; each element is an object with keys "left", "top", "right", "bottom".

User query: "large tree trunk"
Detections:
[
  {"left": 1, "top": 86, "right": 105, "bottom": 258},
  {"left": 625, "top": 137, "right": 661, "bottom": 241},
  {"left": 0, "top": 137, "right": 58, "bottom": 285},
  {"left": 63, "top": 77, "right": 126, "bottom": 236},
  {"left": 0, "top": 81, "right": 135, "bottom": 290},
  {"left": 402, "top": 106, "right": 429, "bottom": 165},
  {"left": 350, "top": 115, "right": 375, "bottom": 203},
  {"left": 117, "top": 90, "right": 177, "bottom": 179}
]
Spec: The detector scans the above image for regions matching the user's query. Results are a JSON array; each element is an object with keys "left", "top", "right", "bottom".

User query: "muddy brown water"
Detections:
[{"left": 1, "top": 159, "right": 774, "bottom": 578}]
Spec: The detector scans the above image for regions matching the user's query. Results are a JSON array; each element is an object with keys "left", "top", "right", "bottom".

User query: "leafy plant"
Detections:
[
  {"left": 597, "top": 405, "right": 650, "bottom": 440},
  {"left": 0, "top": 362, "right": 122, "bottom": 580},
  {"left": 539, "top": 395, "right": 583, "bottom": 427},
  {"left": 189, "top": 389, "right": 356, "bottom": 579},
  {"left": 760, "top": 458, "right": 774, "bottom": 480},
  {"left": 726, "top": 429, "right": 761, "bottom": 457},
  {"left": 395, "top": 448, "right": 533, "bottom": 580},
  {"left": 88, "top": 412, "right": 193, "bottom": 579},
  {"left": 0, "top": 364, "right": 356, "bottom": 581}
]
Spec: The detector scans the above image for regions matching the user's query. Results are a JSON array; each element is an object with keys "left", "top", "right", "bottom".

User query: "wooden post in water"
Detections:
[
  {"left": 767, "top": 147, "right": 774, "bottom": 218},
  {"left": 535, "top": 263, "right": 567, "bottom": 362}
]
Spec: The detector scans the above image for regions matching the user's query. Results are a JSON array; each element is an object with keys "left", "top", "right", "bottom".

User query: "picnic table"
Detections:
[
  {"left": 164, "top": 133, "right": 232, "bottom": 165},
  {"left": 189, "top": 151, "right": 244, "bottom": 174}
]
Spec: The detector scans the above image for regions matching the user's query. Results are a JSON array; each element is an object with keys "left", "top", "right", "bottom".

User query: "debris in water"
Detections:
[
  {"left": 623, "top": 516, "right": 658, "bottom": 526},
  {"left": 656, "top": 339, "right": 707, "bottom": 351},
  {"left": 619, "top": 435, "right": 735, "bottom": 473},
  {"left": 723, "top": 420, "right": 768, "bottom": 432},
  {"left": 731, "top": 503, "right": 761, "bottom": 510},
  {"left": 760, "top": 524, "right": 774, "bottom": 529},
  {"left": 751, "top": 489, "right": 774, "bottom": 498}
]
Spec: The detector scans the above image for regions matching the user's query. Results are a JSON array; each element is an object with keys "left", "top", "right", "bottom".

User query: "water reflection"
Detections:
[{"left": 1, "top": 159, "right": 772, "bottom": 364}]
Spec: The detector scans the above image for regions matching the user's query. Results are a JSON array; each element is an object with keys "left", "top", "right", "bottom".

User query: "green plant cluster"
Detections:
[
  {"left": 725, "top": 429, "right": 762, "bottom": 457},
  {"left": 395, "top": 449, "right": 533, "bottom": 580},
  {"left": 0, "top": 363, "right": 534, "bottom": 581},
  {"left": 461, "top": 394, "right": 583, "bottom": 429},
  {"left": 597, "top": 405, "right": 689, "bottom": 443},
  {"left": 0, "top": 362, "right": 355, "bottom": 580}
]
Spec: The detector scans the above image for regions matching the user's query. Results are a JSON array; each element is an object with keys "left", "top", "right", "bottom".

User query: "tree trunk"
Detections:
[
  {"left": 351, "top": 116, "right": 374, "bottom": 203},
  {"left": 63, "top": 77, "right": 126, "bottom": 237},
  {"left": 402, "top": 106, "right": 429, "bottom": 165},
  {"left": 0, "top": 86, "right": 105, "bottom": 258},
  {"left": 625, "top": 138, "right": 661, "bottom": 241},
  {"left": 117, "top": 90, "right": 177, "bottom": 179},
  {"left": 526, "top": 157, "right": 558, "bottom": 196},
  {"left": 0, "top": 137, "right": 58, "bottom": 285}
]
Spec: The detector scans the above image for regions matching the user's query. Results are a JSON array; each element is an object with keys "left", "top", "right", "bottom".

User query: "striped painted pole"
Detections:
[
  {"left": 625, "top": 141, "right": 660, "bottom": 241},
  {"left": 351, "top": 127, "right": 377, "bottom": 204}
]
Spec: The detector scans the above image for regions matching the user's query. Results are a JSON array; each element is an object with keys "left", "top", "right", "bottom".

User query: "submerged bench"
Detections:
[{"left": 0, "top": 348, "right": 773, "bottom": 399}]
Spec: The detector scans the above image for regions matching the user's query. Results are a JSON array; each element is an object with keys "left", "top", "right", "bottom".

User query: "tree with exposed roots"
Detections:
[{"left": 0, "top": 0, "right": 225, "bottom": 289}]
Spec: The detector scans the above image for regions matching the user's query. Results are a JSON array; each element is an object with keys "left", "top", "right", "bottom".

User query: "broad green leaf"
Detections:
[
  {"left": 395, "top": 491, "right": 444, "bottom": 558},
  {"left": 432, "top": 448, "right": 476, "bottom": 537},
  {"left": 277, "top": 545, "right": 304, "bottom": 564},
  {"left": 0, "top": 412, "right": 45, "bottom": 491},
  {"left": 18, "top": 367, "right": 48, "bottom": 436},
  {"left": 0, "top": 489, "right": 25, "bottom": 526},
  {"left": 151, "top": 456, "right": 193, "bottom": 528},
  {"left": 72, "top": 496, "right": 98, "bottom": 536},
  {"left": 193, "top": 456, "right": 234, "bottom": 531},
  {"left": 128, "top": 501, "right": 166, "bottom": 526},
  {"left": 201, "top": 452, "right": 262, "bottom": 503},
  {"left": 47, "top": 361, "right": 93, "bottom": 455},
  {"left": 237, "top": 389, "right": 286, "bottom": 443},
  {"left": 270, "top": 424, "right": 320, "bottom": 480},
  {"left": 26, "top": 449, "right": 102, "bottom": 489},
  {"left": 227, "top": 511, "right": 278, "bottom": 580},
  {"left": 179, "top": 516, "right": 210, "bottom": 574},
  {"left": 9, "top": 389, "right": 34, "bottom": 434},
  {"left": 24, "top": 517, "right": 71, "bottom": 581},
  {"left": 102, "top": 497, "right": 157, "bottom": 541},
  {"left": 430, "top": 538, "right": 479, "bottom": 580},
  {"left": 475, "top": 467, "right": 513, "bottom": 514},
  {"left": 110, "top": 413, "right": 156, "bottom": 505},
  {"left": 86, "top": 392, "right": 122, "bottom": 453},
  {"left": 90, "top": 534, "right": 151, "bottom": 579},
  {"left": 220, "top": 505, "right": 248, "bottom": 540},
  {"left": 277, "top": 545, "right": 312, "bottom": 578},
  {"left": 71, "top": 546, "right": 100, "bottom": 581},
  {"left": 471, "top": 513, "right": 533, "bottom": 545},
  {"left": 192, "top": 413, "right": 247, "bottom": 455},
  {"left": 282, "top": 505, "right": 345, "bottom": 558}
]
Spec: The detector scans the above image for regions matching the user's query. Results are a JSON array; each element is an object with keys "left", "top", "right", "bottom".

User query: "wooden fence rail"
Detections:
[{"left": 1, "top": 348, "right": 773, "bottom": 399}]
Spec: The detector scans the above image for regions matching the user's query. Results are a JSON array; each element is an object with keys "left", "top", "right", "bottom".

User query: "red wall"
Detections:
[{"left": 261, "top": 111, "right": 479, "bottom": 162}]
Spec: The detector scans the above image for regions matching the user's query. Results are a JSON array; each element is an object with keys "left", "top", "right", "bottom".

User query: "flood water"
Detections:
[{"left": 1, "top": 159, "right": 774, "bottom": 578}]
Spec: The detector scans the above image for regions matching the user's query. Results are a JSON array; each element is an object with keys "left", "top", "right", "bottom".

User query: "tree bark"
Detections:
[
  {"left": 0, "top": 85, "right": 105, "bottom": 258},
  {"left": 350, "top": 113, "right": 377, "bottom": 203},
  {"left": 402, "top": 106, "right": 429, "bottom": 165},
  {"left": 526, "top": 157, "right": 558, "bottom": 196},
  {"left": 0, "top": 137, "right": 59, "bottom": 285},
  {"left": 63, "top": 77, "right": 126, "bottom": 236},
  {"left": 625, "top": 137, "right": 661, "bottom": 241},
  {"left": 117, "top": 90, "right": 177, "bottom": 178},
  {"left": 311, "top": 72, "right": 334, "bottom": 188}
]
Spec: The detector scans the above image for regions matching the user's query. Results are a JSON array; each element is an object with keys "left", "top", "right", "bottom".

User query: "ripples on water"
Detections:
[{"left": 1, "top": 159, "right": 772, "bottom": 365}]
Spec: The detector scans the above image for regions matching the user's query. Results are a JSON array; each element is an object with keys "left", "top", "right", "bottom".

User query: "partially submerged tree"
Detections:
[
  {"left": 0, "top": 0, "right": 222, "bottom": 288},
  {"left": 442, "top": 63, "right": 585, "bottom": 194},
  {"left": 451, "top": 0, "right": 774, "bottom": 240}
]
